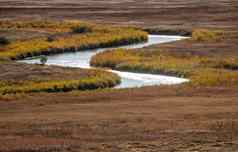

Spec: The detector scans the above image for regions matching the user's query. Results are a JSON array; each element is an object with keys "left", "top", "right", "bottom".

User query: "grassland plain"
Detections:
[{"left": 0, "top": 0, "right": 238, "bottom": 151}]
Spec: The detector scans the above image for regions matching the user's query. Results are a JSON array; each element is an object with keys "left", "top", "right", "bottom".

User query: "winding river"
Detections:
[{"left": 20, "top": 35, "right": 189, "bottom": 88}]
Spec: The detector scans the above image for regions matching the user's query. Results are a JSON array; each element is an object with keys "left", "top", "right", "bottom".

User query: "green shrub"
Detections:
[
  {"left": 40, "top": 55, "right": 48, "bottom": 65},
  {"left": 0, "top": 36, "right": 9, "bottom": 45},
  {"left": 72, "top": 25, "right": 92, "bottom": 33},
  {"left": 47, "top": 36, "right": 56, "bottom": 42}
]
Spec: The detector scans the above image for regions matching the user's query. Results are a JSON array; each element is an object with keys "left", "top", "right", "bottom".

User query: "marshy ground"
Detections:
[{"left": 0, "top": 0, "right": 238, "bottom": 151}]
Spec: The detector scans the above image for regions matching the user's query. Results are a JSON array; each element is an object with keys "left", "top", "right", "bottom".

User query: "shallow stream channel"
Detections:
[{"left": 20, "top": 35, "right": 189, "bottom": 88}]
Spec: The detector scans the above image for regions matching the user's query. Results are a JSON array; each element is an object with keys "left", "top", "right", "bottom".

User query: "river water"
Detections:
[{"left": 20, "top": 35, "right": 189, "bottom": 88}]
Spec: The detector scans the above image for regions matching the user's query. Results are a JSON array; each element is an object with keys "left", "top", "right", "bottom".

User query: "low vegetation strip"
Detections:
[
  {"left": 0, "top": 20, "right": 148, "bottom": 60},
  {"left": 0, "top": 31, "right": 147, "bottom": 60},
  {"left": 0, "top": 64, "right": 120, "bottom": 95},
  {"left": 91, "top": 29, "right": 238, "bottom": 86},
  {"left": 0, "top": 20, "right": 90, "bottom": 33},
  {"left": 191, "top": 29, "right": 224, "bottom": 42},
  {"left": 0, "top": 76, "right": 120, "bottom": 94},
  {"left": 91, "top": 48, "right": 193, "bottom": 77}
]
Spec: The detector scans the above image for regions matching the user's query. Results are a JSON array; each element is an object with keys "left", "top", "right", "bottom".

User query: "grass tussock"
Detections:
[
  {"left": 192, "top": 29, "right": 223, "bottom": 42},
  {"left": 191, "top": 69, "right": 238, "bottom": 86}
]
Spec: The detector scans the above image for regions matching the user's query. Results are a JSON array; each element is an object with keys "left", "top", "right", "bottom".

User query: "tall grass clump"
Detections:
[
  {"left": 190, "top": 69, "right": 238, "bottom": 86},
  {"left": 192, "top": 29, "right": 221, "bottom": 42}
]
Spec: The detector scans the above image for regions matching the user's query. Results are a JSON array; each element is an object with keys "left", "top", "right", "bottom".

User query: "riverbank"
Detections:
[
  {"left": 91, "top": 29, "right": 238, "bottom": 86},
  {"left": 0, "top": 61, "right": 120, "bottom": 94},
  {"left": 0, "top": 20, "right": 147, "bottom": 60},
  {"left": 21, "top": 35, "right": 189, "bottom": 88},
  {"left": 0, "top": 20, "right": 149, "bottom": 94}
]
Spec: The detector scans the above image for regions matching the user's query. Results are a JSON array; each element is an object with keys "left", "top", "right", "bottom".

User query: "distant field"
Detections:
[
  {"left": 1, "top": 0, "right": 237, "bottom": 29},
  {"left": 1, "top": 0, "right": 236, "bottom": 7}
]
